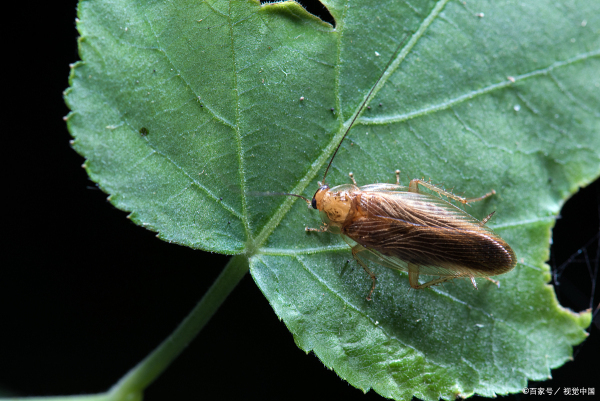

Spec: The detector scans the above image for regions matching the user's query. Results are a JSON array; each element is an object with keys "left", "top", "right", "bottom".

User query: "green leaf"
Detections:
[{"left": 65, "top": 0, "right": 598, "bottom": 399}]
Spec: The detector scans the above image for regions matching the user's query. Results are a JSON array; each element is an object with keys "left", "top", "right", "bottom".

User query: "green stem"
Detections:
[{"left": 109, "top": 255, "right": 248, "bottom": 399}]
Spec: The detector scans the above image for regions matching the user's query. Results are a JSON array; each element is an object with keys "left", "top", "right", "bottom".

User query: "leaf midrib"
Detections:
[{"left": 227, "top": 1, "right": 252, "bottom": 243}]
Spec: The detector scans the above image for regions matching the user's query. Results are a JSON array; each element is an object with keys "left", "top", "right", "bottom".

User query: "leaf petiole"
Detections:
[{"left": 109, "top": 255, "right": 248, "bottom": 400}]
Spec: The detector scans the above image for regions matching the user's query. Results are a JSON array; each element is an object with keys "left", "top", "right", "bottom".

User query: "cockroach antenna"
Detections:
[
  {"left": 274, "top": 192, "right": 311, "bottom": 205},
  {"left": 250, "top": 191, "right": 312, "bottom": 205},
  {"left": 321, "top": 32, "right": 412, "bottom": 183}
]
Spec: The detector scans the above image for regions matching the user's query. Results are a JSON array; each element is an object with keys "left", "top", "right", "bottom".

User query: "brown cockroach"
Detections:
[{"left": 281, "top": 44, "right": 517, "bottom": 301}]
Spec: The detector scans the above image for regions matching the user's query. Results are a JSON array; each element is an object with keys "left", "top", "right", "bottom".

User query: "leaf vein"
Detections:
[
  {"left": 259, "top": 244, "right": 349, "bottom": 256},
  {"left": 228, "top": 1, "right": 252, "bottom": 241},
  {"left": 360, "top": 49, "right": 600, "bottom": 126},
  {"left": 143, "top": 15, "right": 235, "bottom": 128},
  {"left": 142, "top": 139, "right": 243, "bottom": 219},
  {"left": 548, "top": 71, "right": 600, "bottom": 118}
]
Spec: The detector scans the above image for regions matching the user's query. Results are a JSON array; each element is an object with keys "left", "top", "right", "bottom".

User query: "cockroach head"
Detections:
[{"left": 311, "top": 184, "right": 330, "bottom": 210}]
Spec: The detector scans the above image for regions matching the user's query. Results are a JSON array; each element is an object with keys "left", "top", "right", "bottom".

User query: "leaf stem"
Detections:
[{"left": 109, "top": 255, "right": 248, "bottom": 399}]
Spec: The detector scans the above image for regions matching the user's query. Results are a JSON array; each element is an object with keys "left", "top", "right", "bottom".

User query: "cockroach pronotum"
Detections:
[{"left": 278, "top": 40, "right": 517, "bottom": 301}]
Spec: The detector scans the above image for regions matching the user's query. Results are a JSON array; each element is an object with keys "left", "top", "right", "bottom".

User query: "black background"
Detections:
[{"left": 2, "top": 1, "right": 598, "bottom": 400}]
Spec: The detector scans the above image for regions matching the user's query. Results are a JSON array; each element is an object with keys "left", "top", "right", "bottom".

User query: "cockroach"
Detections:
[{"left": 279, "top": 41, "right": 517, "bottom": 301}]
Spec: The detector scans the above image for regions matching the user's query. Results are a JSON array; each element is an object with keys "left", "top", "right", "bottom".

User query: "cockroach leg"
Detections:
[
  {"left": 351, "top": 244, "right": 377, "bottom": 301},
  {"left": 395, "top": 169, "right": 401, "bottom": 185},
  {"left": 485, "top": 277, "right": 500, "bottom": 288},
  {"left": 409, "top": 179, "right": 496, "bottom": 204},
  {"left": 408, "top": 263, "right": 454, "bottom": 289},
  {"left": 348, "top": 172, "right": 358, "bottom": 186},
  {"left": 305, "top": 224, "right": 328, "bottom": 233},
  {"left": 480, "top": 211, "right": 496, "bottom": 226},
  {"left": 465, "top": 189, "right": 496, "bottom": 203}
]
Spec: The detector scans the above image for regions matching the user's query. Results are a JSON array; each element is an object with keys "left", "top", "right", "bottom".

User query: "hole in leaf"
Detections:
[
  {"left": 261, "top": 0, "right": 335, "bottom": 27},
  {"left": 526, "top": 177, "right": 600, "bottom": 401},
  {"left": 550, "top": 176, "right": 599, "bottom": 315}
]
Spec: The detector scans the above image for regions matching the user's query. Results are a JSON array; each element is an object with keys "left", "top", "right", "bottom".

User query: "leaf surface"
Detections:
[{"left": 65, "top": 0, "right": 599, "bottom": 398}]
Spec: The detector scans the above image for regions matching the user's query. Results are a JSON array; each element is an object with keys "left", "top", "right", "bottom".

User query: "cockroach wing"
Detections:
[
  {"left": 342, "top": 189, "right": 516, "bottom": 279},
  {"left": 357, "top": 183, "right": 409, "bottom": 192}
]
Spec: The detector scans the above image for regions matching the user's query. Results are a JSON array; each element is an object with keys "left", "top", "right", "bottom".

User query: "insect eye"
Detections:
[{"left": 311, "top": 198, "right": 317, "bottom": 209}]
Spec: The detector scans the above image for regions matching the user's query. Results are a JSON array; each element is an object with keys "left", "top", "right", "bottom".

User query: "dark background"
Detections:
[{"left": 2, "top": 1, "right": 598, "bottom": 400}]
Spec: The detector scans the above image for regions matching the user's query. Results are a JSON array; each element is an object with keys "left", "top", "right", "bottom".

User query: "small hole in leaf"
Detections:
[
  {"left": 261, "top": 0, "right": 335, "bottom": 27},
  {"left": 299, "top": 0, "right": 334, "bottom": 26}
]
